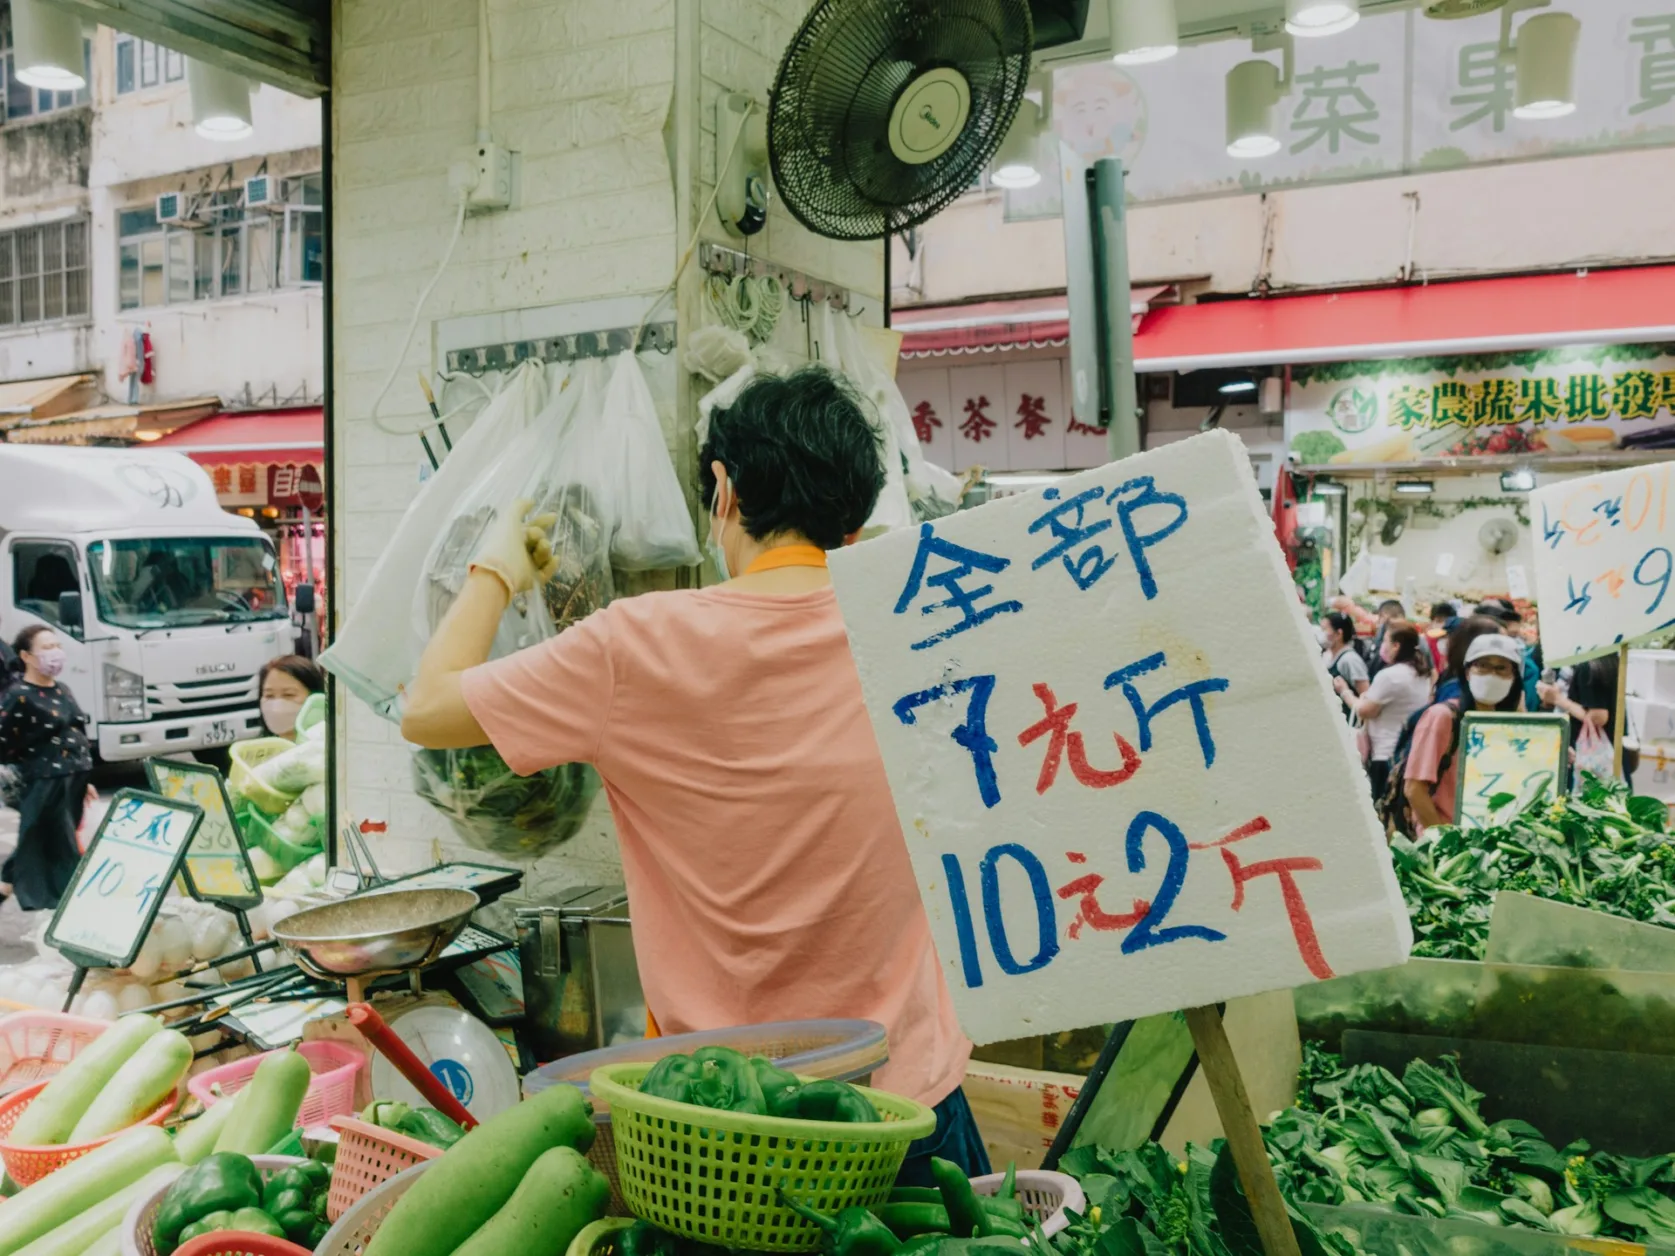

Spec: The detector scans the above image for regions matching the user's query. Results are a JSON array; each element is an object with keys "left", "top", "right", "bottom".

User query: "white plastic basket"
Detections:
[
  {"left": 972, "top": 1169, "right": 1085, "bottom": 1238},
  {"left": 314, "top": 1159, "right": 431, "bottom": 1256}
]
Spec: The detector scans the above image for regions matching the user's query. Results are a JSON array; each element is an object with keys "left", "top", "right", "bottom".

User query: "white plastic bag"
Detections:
[
  {"left": 321, "top": 362, "right": 546, "bottom": 718},
  {"left": 594, "top": 352, "right": 700, "bottom": 570}
]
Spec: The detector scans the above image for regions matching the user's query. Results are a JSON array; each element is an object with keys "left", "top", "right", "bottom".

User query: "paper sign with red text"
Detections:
[
  {"left": 1531, "top": 463, "right": 1675, "bottom": 666},
  {"left": 829, "top": 430, "right": 1410, "bottom": 1045}
]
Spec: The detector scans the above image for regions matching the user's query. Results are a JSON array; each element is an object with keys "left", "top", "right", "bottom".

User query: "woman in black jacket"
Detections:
[{"left": 0, "top": 625, "right": 94, "bottom": 911}]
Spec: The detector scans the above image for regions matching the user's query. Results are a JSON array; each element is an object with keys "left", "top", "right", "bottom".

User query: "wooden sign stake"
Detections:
[
  {"left": 1614, "top": 643, "right": 1630, "bottom": 781},
  {"left": 1183, "top": 1004, "right": 1302, "bottom": 1256}
]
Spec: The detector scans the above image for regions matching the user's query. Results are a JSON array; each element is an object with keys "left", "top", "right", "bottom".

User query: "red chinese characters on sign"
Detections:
[
  {"left": 268, "top": 463, "right": 325, "bottom": 511},
  {"left": 1015, "top": 393, "right": 1052, "bottom": 440},
  {"left": 1057, "top": 852, "right": 1148, "bottom": 941},
  {"left": 211, "top": 466, "right": 233, "bottom": 495},
  {"left": 238, "top": 466, "right": 258, "bottom": 495},
  {"left": 1017, "top": 683, "right": 1141, "bottom": 794},
  {"left": 1189, "top": 817, "right": 1334, "bottom": 980},
  {"left": 961, "top": 396, "right": 998, "bottom": 443},
  {"left": 911, "top": 400, "right": 943, "bottom": 444}
]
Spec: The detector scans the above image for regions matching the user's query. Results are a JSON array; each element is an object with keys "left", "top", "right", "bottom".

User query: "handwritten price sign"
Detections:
[
  {"left": 1532, "top": 463, "right": 1675, "bottom": 665},
  {"left": 830, "top": 431, "right": 1410, "bottom": 1044},
  {"left": 146, "top": 759, "right": 262, "bottom": 910},
  {"left": 47, "top": 788, "right": 202, "bottom": 969},
  {"left": 1454, "top": 713, "right": 1568, "bottom": 831}
]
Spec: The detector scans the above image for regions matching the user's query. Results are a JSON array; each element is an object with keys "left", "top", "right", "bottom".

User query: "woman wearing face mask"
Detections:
[
  {"left": 398, "top": 367, "right": 981, "bottom": 1184},
  {"left": 1334, "top": 621, "right": 1432, "bottom": 800},
  {"left": 0, "top": 625, "right": 94, "bottom": 911},
  {"left": 258, "top": 655, "right": 325, "bottom": 740},
  {"left": 1402, "top": 633, "right": 1525, "bottom": 833}
]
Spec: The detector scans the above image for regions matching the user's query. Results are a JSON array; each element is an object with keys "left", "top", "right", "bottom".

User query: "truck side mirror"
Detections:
[
  {"left": 293, "top": 584, "right": 316, "bottom": 616},
  {"left": 57, "top": 591, "right": 83, "bottom": 635}
]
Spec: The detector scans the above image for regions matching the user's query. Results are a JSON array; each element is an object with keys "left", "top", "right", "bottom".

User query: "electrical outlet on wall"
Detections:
[{"left": 468, "top": 142, "right": 515, "bottom": 212}]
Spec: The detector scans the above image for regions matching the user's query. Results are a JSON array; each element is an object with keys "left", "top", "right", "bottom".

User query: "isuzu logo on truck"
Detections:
[{"left": 197, "top": 662, "right": 237, "bottom": 675}]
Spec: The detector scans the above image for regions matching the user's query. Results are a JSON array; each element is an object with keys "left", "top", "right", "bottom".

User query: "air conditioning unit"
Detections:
[
  {"left": 156, "top": 191, "right": 190, "bottom": 225},
  {"left": 244, "top": 175, "right": 283, "bottom": 212}
]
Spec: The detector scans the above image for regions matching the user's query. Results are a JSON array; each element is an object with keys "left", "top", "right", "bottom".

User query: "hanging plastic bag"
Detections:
[
  {"left": 595, "top": 352, "right": 700, "bottom": 570},
  {"left": 322, "top": 363, "right": 546, "bottom": 719},
  {"left": 405, "top": 361, "right": 612, "bottom": 858},
  {"left": 1574, "top": 720, "right": 1617, "bottom": 788}
]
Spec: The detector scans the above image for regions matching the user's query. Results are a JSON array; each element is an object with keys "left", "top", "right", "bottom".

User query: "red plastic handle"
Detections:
[{"left": 346, "top": 1002, "right": 478, "bottom": 1130}]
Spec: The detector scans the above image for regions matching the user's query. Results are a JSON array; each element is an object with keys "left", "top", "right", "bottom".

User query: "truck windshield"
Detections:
[{"left": 86, "top": 536, "right": 288, "bottom": 629}]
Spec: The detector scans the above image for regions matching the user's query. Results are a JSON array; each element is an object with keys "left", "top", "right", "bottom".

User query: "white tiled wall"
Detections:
[{"left": 330, "top": 0, "right": 882, "bottom": 897}]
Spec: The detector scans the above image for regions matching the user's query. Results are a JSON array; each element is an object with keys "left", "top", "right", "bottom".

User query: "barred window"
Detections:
[{"left": 0, "top": 220, "right": 89, "bottom": 327}]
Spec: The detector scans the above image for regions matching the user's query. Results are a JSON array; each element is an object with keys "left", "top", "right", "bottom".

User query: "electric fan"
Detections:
[{"left": 768, "top": 0, "right": 1034, "bottom": 241}]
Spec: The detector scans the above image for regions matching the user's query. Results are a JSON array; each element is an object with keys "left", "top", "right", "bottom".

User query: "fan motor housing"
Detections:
[{"left": 1027, "top": 0, "right": 1091, "bottom": 47}]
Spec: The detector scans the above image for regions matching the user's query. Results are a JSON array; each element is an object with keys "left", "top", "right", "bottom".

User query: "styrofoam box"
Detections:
[
  {"left": 1629, "top": 697, "right": 1675, "bottom": 743},
  {"left": 1639, "top": 740, "right": 1675, "bottom": 802},
  {"left": 1627, "top": 650, "right": 1675, "bottom": 705}
]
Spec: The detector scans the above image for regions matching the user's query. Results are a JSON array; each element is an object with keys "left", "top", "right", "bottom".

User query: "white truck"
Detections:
[{"left": 0, "top": 445, "right": 297, "bottom": 761}]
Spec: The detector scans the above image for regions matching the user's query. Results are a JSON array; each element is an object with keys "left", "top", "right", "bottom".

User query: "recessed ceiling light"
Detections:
[
  {"left": 1286, "top": 0, "right": 1359, "bottom": 37},
  {"left": 1394, "top": 480, "right": 1435, "bottom": 495},
  {"left": 12, "top": 0, "right": 85, "bottom": 90},
  {"left": 1513, "top": 12, "right": 1580, "bottom": 120},
  {"left": 1226, "top": 60, "right": 1284, "bottom": 159},
  {"left": 990, "top": 98, "right": 1042, "bottom": 189},
  {"left": 1219, "top": 378, "right": 1258, "bottom": 395},
  {"left": 1111, "top": 0, "right": 1179, "bottom": 64}
]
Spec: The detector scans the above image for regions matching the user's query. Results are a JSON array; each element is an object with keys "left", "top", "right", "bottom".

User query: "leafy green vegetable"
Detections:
[
  {"left": 1290, "top": 432, "right": 1347, "bottom": 464},
  {"left": 411, "top": 746, "right": 598, "bottom": 858}
]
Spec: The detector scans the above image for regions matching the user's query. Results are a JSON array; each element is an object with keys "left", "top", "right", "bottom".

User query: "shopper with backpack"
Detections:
[
  {"left": 1398, "top": 633, "right": 1526, "bottom": 833},
  {"left": 1335, "top": 621, "right": 1433, "bottom": 801},
  {"left": 1321, "top": 611, "right": 1370, "bottom": 698}
]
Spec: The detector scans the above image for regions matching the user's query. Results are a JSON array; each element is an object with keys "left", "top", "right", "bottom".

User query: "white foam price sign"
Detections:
[
  {"left": 146, "top": 759, "right": 262, "bottom": 910},
  {"left": 1454, "top": 713, "right": 1569, "bottom": 831},
  {"left": 830, "top": 431, "right": 1411, "bottom": 1045},
  {"left": 1532, "top": 463, "right": 1675, "bottom": 665},
  {"left": 47, "top": 789, "right": 202, "bottom": 968}
]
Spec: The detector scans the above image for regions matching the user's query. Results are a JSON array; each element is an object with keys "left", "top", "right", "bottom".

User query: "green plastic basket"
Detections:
[{"left": 589, "top": 1063, "right": 936, "bottom": 1251}]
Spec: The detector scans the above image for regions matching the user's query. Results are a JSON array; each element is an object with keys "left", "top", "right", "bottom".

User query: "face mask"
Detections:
[
  {"left": 707, "top": 477, "right": 733, "bottom": 582},
  {"left": 1314, "top": 627, "right": 1329, "bottom": 648},
  {"left": 31, "top": 648, "right": 64, "bottom": 679},
  {"left": 262, "top": 697, "right": 303, "bottom": 736},
  {"left": 1469, "top": 673, "right": 1514, "bottom": 705}
]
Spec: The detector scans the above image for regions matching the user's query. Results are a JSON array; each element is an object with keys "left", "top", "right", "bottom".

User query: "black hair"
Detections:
[
  {"left": 1431, "top": 601, "right": 1458, "bottom": 621},
  {"left": 1376, "top": 599, "right": 1404, "bottom": 617},
  {"left": 1322, "top": 611, "right": 1357, "bottom": 646},
  {"left": 9, "top": 624, "right": 55, "bottom": 674},
  {"left": 1444, "top": 615, "right": 1510, "bottom": 686},
  {"left": 259, "top": 655, "right": 326, "bottom": 696},
  {"left": 1385, "top": 622, "right": 1426, "bottom": 672},
  {"left": 698, "top": 367, "right": 885, "bottom": 551}
]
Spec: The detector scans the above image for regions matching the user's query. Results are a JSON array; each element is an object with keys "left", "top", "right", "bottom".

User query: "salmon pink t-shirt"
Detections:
[{"left": 460, "top": 584, "right": 971, "bottom": 1106}]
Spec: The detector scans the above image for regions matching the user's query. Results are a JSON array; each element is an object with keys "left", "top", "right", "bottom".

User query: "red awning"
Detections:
[
  {"left": 897, "top": 287, "right": 1172, "bottom": 357},
  {"left": 150, "top": 407, "right": 323, "bottom": 467},
  {"left": 1132, "top": 266, "right": 1675, "bottom": 372}
]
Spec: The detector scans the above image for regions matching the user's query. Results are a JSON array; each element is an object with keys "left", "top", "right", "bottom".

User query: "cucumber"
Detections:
[
  {"left": 67, "top": 1029, "right": 193, "bottom": 1143},
  {"left": 172, "top": 1089, "right": 242, "bottom": 1165},
  {"left": 0, "top": 1125, "right": 177, "bottom": 1256},
  {"left": 213, "top": 1047, "right": 311, "bottom": 1155},
  {"left": 364, "top": 1082, "right": 595, "bottom": 1256},
  {"left": 10, "top": 1014, "right": 161, "bottom": 1145},
  {"left": 12, "top": 1162, "right": 185, "bottom": 1256},
  {"left": 449, "top": 1146, "right": 609, "bottom": 1256}
]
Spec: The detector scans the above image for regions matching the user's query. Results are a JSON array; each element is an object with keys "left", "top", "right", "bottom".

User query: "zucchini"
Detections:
[
  {"left": 9, "top": 1014, "right": 161, "bottom": 1145},
  {"left": 12, "top": 1163, "right": 185, "bottom": 1256},
  {"left": 67, "top": 1029, "right": 193, "bottom": 1143},
  {"left": 364, "top": 1082, "right": 595, "bottom": 1256},
  {"left": 213, "top": 1047, "right": 311, "bottom": 1155},
  {"left": 172, "top": 1090, "right": 241, "bottom": 1165},
  {"left": 0, "top": 1125, "right": 177, "bottom": 1256},
  {"left": 449, "top": 1146, "right": 610, "bottom": 1256}
]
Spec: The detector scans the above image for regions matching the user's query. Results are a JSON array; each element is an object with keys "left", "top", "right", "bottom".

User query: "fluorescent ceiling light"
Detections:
[
  {"left": 1514, "top": 11, "right": 1580, "bottom": 120},
  {"left": 990, "top": 98, "right": 1042, "bottom": 189},
  {"left": 1286, "top": 0, "right": 1359, "bottom": 37},
  {"left": 1111, "top": 0, "right": 1178, "bottom": 64},
  {"left": 12, "top": 0, "right": 85, "bottom": 90},
  {"left": 1219, "top": 378, "right": 1258, "bottom": 395},
  {"left": 1226, "top": 59, "right": 1283, "bottom": 159},
  {"left": 1394, "top": 480, "right": 1435, "bottom": 495},
  {"left": 1312, "top": 479, "right": 1347, "bottom": 496},
  {"left": 1500, "top": 468, "right": 1537, "bottom": 492},
  {"left": 188, "top": 58, "right": 254, "bottom": 141}
]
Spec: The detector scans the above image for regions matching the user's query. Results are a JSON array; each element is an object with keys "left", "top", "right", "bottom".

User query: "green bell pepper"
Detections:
[
  {"left": 751, "top": 1056, "right": 801, "bottom": 1112},
  {"left": 261, "top": 1160, "right": 331, "bottom": 1212},
  {"left": 153, "top": 1153, "right": 265, "bottom": 1254},
  {"left": 780, "top": 1191, "right": 902, "bottom": 1256},
  {"left": 770, "top": 1078, "right": 880, "bottom": 1123},
  {"left": 394, "top": 1107, "right": 465, "bottom": 1149},
  {"left": 640, "top": 1045, "right": 766, "bottom": 1114},
  {"left": 176, "top": 1207, "right": 286, "bottom": 1246}
]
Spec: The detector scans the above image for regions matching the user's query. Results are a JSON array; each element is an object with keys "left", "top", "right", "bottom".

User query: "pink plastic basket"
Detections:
[
  {"left": 0, "top": 1011, "right": 110, "bottom": 1093},
  {"left": 325, "top": 1115, "right": 442, "bottom": 1222},
  {"left": 188, "top": 1041, "right": 365, "bottom": 1128}
]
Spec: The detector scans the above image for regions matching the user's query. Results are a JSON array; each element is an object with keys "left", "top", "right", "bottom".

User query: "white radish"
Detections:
[
  {"left": 157, "top": 918, "right": 192, "bottom": 971},
  {"left": 83, "top": 990, "right": 119, "bottom": 1021},
  {"left": 116, "top": 983, "right": 153, "bottom": 1014},
  {"left": 128, "top": 933, "right": 163, "bottom": 980}
]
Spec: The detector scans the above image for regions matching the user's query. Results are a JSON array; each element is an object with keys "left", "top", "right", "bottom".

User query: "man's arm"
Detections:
[{"left": 401, "top": 570, "right": 507, "bottom": 749}]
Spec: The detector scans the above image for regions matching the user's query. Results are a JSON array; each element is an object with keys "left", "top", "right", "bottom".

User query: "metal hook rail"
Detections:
[
  {"left": 697, "top": 242, "right": 856, "bottom": 313},
  {"left": 443, "top": 320, "right": 677, "bottom": 375}
]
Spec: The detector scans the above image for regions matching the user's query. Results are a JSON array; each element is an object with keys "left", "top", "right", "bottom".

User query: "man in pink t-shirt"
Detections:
[{"left": 402, "top": 368, "right": 980, "bottom": 1181}]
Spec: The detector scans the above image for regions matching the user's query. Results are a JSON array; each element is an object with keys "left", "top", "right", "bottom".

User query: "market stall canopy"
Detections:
[
  {"left": 896, "top": 287, "right": 1177, "bottom": 358},
  {"left": 2, "top": 396, "right": 218, "bottom": 445},
  {"left": 1133, "top": 266, "right": 1675, "bottom": 374},
  {"left": 42, "top": 0, "right": 325, "bottom": 96},
  {"left": 0, "top": 373, "right": 98, "bottom": 427},
  {"left": 151, "top": 407, "right": 323, "bottom": 466}
]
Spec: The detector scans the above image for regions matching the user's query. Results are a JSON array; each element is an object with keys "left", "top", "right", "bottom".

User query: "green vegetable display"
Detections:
[
  {"left": 11, "top": 1015, "right": 162, "bottom": 1146},
  {"left": 781, "top": 1192, "right": 904, "bottom": 1256},
  {"left": 360, "top": 1100, "right": 466, "bottom": 1149},
  {"left": 213, "top": 1048, "right": 312, "bottom": 1157},
  {"left": 637, "top": 1047, "right": 879, "bottom": 1122},
  {"left": 177, "top": 1207, "right": 286, "bottom": 1246},
  {"left": 1394, "top": 777, "right": 1675, "bottom": 961},
  {"left": 448, "top": 1146, "right": 610, "bottom": 1256},
  {"left": 153, "top": 1153, "right": 265, "bottom": 1255},
  {"left": 774, "top": 1078, "right": 881, "bottom": 1124},
  {"left": 0, "top": 1127, "right": 178, "bottom": 1256},
  {"left": 67, "top": 1029, "right": 193, "bottom": 1143}
]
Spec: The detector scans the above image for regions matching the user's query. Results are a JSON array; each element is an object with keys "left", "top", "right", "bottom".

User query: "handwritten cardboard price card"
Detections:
[
  {"left": 830, "top": 431, "right": 1410, "bottom": 1044},
  {"left": 146, "top": 758, "right": 263, "bottom": 910},
  {"left": 1454, "top": 713, "right": 1568, "bottom": 831},
  {"left": 47, "top": 788, "right": 203, "bottom": 969},
  {"left": 1532, "top": 463, "right": 1675, "bottom": 665}
]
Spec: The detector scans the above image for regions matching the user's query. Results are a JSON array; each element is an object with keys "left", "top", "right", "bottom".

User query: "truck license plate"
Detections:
[{"left": 204, "top": 721, "right": 238, "bottom": 745}]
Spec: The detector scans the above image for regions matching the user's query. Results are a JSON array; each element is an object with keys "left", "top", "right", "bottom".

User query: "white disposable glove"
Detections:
[{"left": 469, "top": 497, "right": 560, "bottom": 596}]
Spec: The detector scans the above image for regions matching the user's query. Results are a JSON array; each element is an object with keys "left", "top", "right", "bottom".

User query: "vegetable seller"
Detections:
[
  {"left": 0, "top": 625, "right": 95, "bottom": 911},
  {"left": 259, "top": 654, "right": 325, "bottom": 740},
  {"left": 403, "top": 367, "right": 982, "bottom": 1181}
]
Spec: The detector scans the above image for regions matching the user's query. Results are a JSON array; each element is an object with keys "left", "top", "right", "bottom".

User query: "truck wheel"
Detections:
[{"left": 195, "top": 747, "right": 233, "bottom": 773}]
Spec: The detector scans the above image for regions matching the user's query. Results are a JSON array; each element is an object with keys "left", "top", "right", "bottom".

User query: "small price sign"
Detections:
[
  {"left": 47, "top": 789, "right": 202, "bottom": 969},
  {"left": 146, "top": 758, "right": 263, "bottom": 910},
  {"left": 1455, "top": 712, "right": 1569, "bottom": 830}
]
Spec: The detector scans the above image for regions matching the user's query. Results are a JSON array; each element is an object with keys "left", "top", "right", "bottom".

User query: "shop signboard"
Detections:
[
  {"left": 1454, "top": 713, "right": 1570, "bottom": 831},
  {"left": 268, "top": 463, "right": 325, "bottom": 511},
  {"left": 830, "top": 430, "right": 1410, "bottom": 1044},
  {"left": 1285, "top": 348, "right": 1675, "bottom": 467},
  {"left": 1531, "top": 463, "right": 1675, "bottom": 664},
  {"left": 1007, "top": 0, "right": 1675, "bottom": 215}
]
